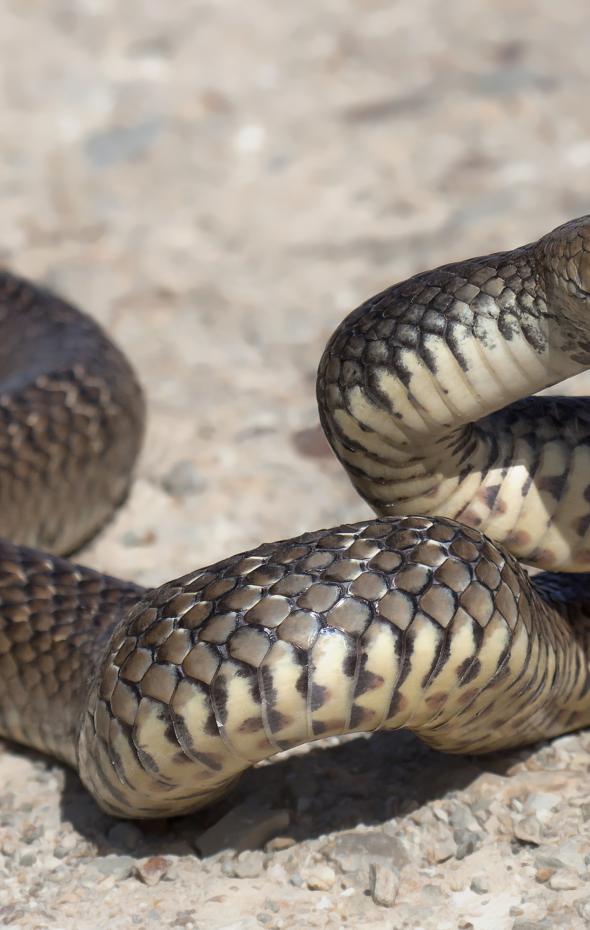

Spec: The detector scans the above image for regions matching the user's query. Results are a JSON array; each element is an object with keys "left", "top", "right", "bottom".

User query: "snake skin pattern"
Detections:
[{"left": 2, "top": 217, "right": 590, "bottom": 817}]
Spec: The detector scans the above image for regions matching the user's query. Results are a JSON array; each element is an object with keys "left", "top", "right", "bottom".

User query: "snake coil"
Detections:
[{"left": 2, "top": 216, "right": 590, "bottom": 817}]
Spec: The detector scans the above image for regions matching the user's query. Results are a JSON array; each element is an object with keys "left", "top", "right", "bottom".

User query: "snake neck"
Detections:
[{"left": 318, "top": 244, "right": 590, "bottom": 571}]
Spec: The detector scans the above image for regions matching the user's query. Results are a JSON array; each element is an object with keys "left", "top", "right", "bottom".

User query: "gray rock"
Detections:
[
  {"left": 453, "top": 828, "right": 482, "bottom": 860},
  {"left": 448, "top": 804, "right": 479, "bottom": 832},
  {"left": 161, "top": 459, "right": 206, "bottom": 497},
  {"left": 120, "top": 528, "right": 157, "bottom": 547},
  {"left": 534, "top": 841, "right": 585, "bottom": 874},
  {"left": 522, "top": 793, "right": 560, "bottom": 817},
  {"left": 53, "top": 845, "right": 71, "bottom": 860},
  {"left": 91, "top": 854, "right": 135, "bottom": 880},
  {"left": 85, "top": 119, "right": 162, "bottom": 167},
  {"left": 475, "top": 66, "right": 557, "bottom": 97},
  {"left": 323, "top": 829, "right": 410, "bottom": 879},
  {"left": 18, "top": 852, "right": 36, "bottom": 867},
  {"left": 369, "top": 862, "right": 400, "bottom": 907}
]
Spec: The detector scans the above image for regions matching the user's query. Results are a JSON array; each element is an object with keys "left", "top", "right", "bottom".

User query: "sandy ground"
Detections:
[{"left": 2, "top": 2, "right": 590, "bottom": 928}]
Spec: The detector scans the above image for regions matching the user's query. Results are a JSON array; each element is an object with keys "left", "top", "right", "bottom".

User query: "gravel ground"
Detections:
[{"left": 2, "top": 2, "right": 590, "bottom": 929}]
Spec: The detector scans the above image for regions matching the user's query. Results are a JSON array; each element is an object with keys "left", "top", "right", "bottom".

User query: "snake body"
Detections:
[{"left": 2, "top": 217, "right": 590, "bottom": 818}]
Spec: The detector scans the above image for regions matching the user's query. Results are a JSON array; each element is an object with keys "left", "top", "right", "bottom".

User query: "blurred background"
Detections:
[
  {"left": 3, "top": 4, "right": 590, "bottom": 930},
  {"left": 1, "top": 1, "right": 589, "bottom": 586}
]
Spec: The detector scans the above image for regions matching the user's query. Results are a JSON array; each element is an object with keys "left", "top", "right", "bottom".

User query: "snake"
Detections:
[{"left": 2, "top": 216, "right": 590, "bottom": 819}]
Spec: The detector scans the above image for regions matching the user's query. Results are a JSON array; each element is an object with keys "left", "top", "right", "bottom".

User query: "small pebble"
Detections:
[
  {"left": 421, "top": 884, "right": 447, "bottom": 903},
  {"left": 448, "top": 874, "right": 466, "bottom": 893},
  {"left": 20, "top": 823, "right": 44, "bottom": 844},
  {"left": 233, "top": 851, "right": 265, "bottom": 879},
  {"left": 301, "top": 863, "right": 336, "bottom": 891},
  {"left": 92, "top": 854, "right": 135, "bottom": 880},
  {"left": 19, "top": 852, "right": 36, "bottom": 867},
  {"left": 547, "top": 870, "right": 579, "bottom": 891},
  {"left": 432, "top": 805, "right": 449, "bottom": 824},
  {"left": 0, "top": 841, "right": 16, "bottom": 859},
  {"left": 265, "top": 836, "right": 296, "bottom": 852},
  {"left": 301, "top": 862, "right": 336, "bottom": 891},
  {"left": 513, "top": 815, "right": 543, "bottom": 845},
  {"left": 534, "top": 842, "right": 585, "bottom": 874},
  {"left": 323, "top": 830, "right": 409, "bottom": 877},
  {"left": 161, "top": 460, "right": 206, "bottom": 496},
  {"left": 470, "top": 875, "right": 489, "bottom": 894},
  {"left": 535, "top": 867, "right": 555, "bottom": 883},
  {"left": 265, "top": 863, "right": 288, "bottom": 882},
  {"left": 453, "top": 828, "right": 481, "bottom": 860},
  {"left": 369, "top": 863, "right": 400, "bottom": 907},
  {"left": 134, "top": 856, "right": 170, "bottom": 885},
  {"left": 53, "top": 845, "right": 71, "bottom": 860},
  {"left": 121, "top": 528, "right": 157, "bottom": 547},
  {"left": 449, "top": 805, "right": 479, "bottom": 832},
  {"left": 52, "top": 831, "right": 79, "bottom": 860},
  {"left": 427, "top": 825, "right": 456, "bottom": 863},
  {"left": 522, "top": 793, "right": 560, "bottom": 819}
]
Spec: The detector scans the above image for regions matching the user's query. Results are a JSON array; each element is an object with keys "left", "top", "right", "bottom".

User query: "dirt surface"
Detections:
[{"left": 2, "top": 2, "right": 590, "bottom": 928}]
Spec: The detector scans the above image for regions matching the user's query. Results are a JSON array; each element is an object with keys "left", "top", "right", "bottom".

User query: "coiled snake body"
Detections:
[{"left": 2, "top": 217, "right": 590, "bottom": 818}]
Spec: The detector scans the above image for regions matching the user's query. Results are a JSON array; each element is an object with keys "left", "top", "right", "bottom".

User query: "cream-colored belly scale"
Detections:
[{"left": 2, "top": 217, "right": 590, "bottom": 817}]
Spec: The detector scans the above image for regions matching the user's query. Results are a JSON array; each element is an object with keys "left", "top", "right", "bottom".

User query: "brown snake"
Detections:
[{"left": 2, "top": 216, "right": 590, "bottom": 819}]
